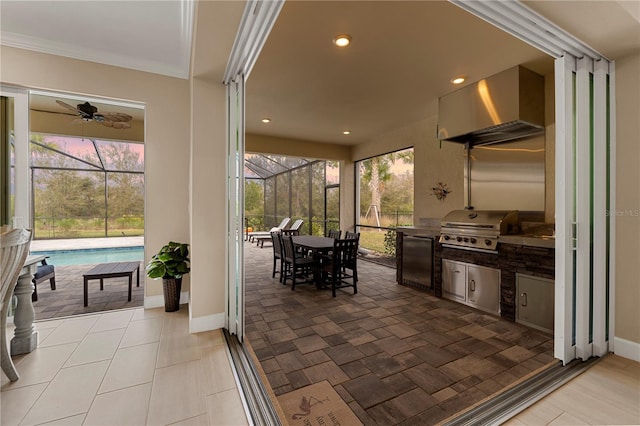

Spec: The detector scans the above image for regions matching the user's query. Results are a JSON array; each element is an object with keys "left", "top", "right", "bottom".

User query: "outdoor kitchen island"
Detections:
[{"left": 397, "top": 226, "right": 555, "bottom": 327}]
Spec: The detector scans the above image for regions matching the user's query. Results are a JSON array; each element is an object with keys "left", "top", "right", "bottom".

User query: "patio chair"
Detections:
[
  {"left": 270, "top": 231, "right": 285, "bottom": 282},
  {"left": 281, "top": 235, "right": 314, "bottom": 290},
  {"left": 31, "top": 257, "right": 56, "bottom": 302},
  {"left": 320, "top": 238, "right": 358, "bottom": 297},
  {"left": 343, "top": 232, "right": 360, "bottom": 282},
  {"left": 1, "top": 227, "right": 32, "bottom": 382},
  {"left": 327, "top": 229, "right": 341, "bottom": 239}
]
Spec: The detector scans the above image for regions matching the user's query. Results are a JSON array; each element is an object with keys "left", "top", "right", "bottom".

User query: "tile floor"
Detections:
[
  {"left": 244, "top": 241, "right": 556, "bottom": 425},
  {"left": 1, "top": 307, "right": 249, "bottom": 425},
  {"left": 506, "top": 354, "right": 640, "bottom": 425}
]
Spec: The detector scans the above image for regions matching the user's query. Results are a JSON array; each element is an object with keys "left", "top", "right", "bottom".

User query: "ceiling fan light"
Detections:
[{"left": 333, "top": 35, "right": 351, "bottom": 47}]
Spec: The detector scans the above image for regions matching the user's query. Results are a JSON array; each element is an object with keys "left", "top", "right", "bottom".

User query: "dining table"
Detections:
[{"left": 291, "top": 235, "right": 336, "bottom": 287}]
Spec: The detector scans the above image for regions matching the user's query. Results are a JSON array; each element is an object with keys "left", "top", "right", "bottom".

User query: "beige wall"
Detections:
[
  {"left": 246, "top": 133, "right": 350, "bottom": 161},
  {"left": 0, "top": 46, "right": 191, "bottom": 302},
  {"left": 614, "top": 51, "right": 640, "bottom": 345},
  {"left": 188, "top": 77, "right": 227, "bottom": 321}
]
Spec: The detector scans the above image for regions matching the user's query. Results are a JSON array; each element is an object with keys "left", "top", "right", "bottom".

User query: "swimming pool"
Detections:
[{"left": 31, "top": 246, "right": 144, "bottom": 266}]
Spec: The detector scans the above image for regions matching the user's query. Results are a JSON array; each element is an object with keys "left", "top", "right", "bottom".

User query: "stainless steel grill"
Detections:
[{"left": 439, "top": 210, "right": 519, "bottom": 253}]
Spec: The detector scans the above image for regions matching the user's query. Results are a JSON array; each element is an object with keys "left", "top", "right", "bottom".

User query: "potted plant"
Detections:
[{"left": 146, "top": 241, "right": 190, "bottom": 312}]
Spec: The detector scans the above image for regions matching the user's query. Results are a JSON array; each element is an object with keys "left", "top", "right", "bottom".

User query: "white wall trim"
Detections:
[
  {"left": 189, "top": 312, "right": 226, "bottom": 334},
  {"left": 613, "top": 337, "right": 640, "bottom": 363},
  {"left": 144, "top": 291, "right": 189, "bottom": 309}
]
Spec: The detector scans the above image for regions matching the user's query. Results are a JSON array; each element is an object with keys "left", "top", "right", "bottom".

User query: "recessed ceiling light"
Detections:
[
  {"left": 333, "top": 35, "right": 351, "bottom": 47},
  {"left": 343, "top": 130, "right": 351, "bottom": 135},
  {"left": 451, "top": 76, "right": 466, "bottom": 85},
  {"left": 261, "top": 118, "right": 271, "bottom": 123}
]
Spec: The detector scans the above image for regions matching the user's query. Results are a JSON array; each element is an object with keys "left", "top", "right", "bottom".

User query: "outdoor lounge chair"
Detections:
[
  {"left": 281, "top": 219, "right": 303, "bottom": 236},
  {"left": 31, "top": 257, "right": 56, "bottom": 302},
  {"left": 247, "top": 217, "right": 291, "bottom": 243}
]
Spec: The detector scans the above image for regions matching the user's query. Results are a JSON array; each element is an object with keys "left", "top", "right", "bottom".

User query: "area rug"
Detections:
[{"left": 277, "top": 380, "right": 362, "bottom": 426}]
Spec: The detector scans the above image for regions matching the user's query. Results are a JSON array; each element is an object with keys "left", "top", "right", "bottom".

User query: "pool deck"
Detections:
[{"left": 30, "top": 236, "right": 144, "bottom": 251}]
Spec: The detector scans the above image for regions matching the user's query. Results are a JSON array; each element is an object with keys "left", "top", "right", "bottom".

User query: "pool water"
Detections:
[{"left": 31, "top": 246, "right": 144, "bottom": 266}]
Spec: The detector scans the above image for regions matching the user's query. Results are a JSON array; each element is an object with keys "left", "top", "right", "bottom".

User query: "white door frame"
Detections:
[
  {"left": 223, "top": 0, "right": 284, "bottom": 341},
  {"left": 0, "top": 86, "right": 30, "bottom": 228}
]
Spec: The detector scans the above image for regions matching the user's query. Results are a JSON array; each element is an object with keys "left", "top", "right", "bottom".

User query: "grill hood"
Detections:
[{"left": 437, "top": 65, "right": 545, "bottom": 147}]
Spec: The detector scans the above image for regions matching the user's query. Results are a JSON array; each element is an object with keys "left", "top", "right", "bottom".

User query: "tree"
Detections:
[{"left": 359, "top": 149, "right": 414, "bottom": 226}]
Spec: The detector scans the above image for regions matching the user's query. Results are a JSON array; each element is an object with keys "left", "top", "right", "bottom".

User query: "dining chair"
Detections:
[
  {"left": 270, "top": 231, "right": 285, "bottom": 282},
  {"left": 320, "top": 238, "right": 358, "bottom": 297},
  {"left": 281, "top": 235, "right": 314, "bottom": 290},
  {"left": 327, "top": 229, "right": 341, "bottom": 239},
  {"left": 1, "top": 227, "right": 33, "bottom": 382},
  {"left": 343, "top": 232, "right": 360, "bottom": 282}
]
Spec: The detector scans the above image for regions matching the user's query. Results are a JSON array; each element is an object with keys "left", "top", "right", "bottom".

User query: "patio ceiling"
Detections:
[{"left": 244, "top": 153, "right": 317, "bottom": 179}]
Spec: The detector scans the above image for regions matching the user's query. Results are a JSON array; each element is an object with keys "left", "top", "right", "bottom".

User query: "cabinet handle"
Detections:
[
  {"left": 521, "top": 292, "right": 528, "bottom": 307},
  {"left": 469, "top": 279, "right": 475, "bottom": 292}
]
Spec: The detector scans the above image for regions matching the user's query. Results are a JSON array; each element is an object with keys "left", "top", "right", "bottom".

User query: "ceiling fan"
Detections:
[{"left": 55, "top": 100, "right": 133, "bottom": 129}]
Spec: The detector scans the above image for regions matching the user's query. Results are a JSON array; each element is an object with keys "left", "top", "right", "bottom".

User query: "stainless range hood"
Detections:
[{"left": 437, "top": 65, "right": 545, "bottom": 146}]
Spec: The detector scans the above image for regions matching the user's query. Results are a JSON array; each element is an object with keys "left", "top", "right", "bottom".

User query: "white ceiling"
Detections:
[
  {"left": 0, "top": 0, "right": 193, "bottom": 79},
  {"left": 2, "top": 1, "right": 638, "bottom": 147}
]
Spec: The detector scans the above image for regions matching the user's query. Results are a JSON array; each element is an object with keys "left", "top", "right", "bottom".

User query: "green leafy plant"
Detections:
[{"left": 146, "top": 242, "right": 191, "bottom": 279}]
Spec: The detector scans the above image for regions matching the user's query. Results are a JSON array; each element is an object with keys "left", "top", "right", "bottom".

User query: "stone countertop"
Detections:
[
  {"left": 398, "top": 226, "right": 555, "bottom": 249},
  {"left": 396, "top": 227, "right": 440, "bottom": 238},
  {"left": 500, "top": 235, "right": 555, "bottom": 249}
]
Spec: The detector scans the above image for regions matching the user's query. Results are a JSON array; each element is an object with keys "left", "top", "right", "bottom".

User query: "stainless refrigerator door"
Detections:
[{"left": 401, "top": 236, "right": 434, "bottom": 289}]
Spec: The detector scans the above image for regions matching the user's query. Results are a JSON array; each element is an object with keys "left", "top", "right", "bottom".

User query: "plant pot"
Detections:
[{"left": 162, "top": 277, "right": 182, "bottom": 312}]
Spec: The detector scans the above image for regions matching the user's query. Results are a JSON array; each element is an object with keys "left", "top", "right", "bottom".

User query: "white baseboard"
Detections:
[
  {"left": 144, "top": 291, "right": 190, "bottom": 309},
  {"left": 189, "top": 311, "right": 225, "bottom": 333},
  {"left": 613, "top": 336, "right": 640, "bottom": 362}
]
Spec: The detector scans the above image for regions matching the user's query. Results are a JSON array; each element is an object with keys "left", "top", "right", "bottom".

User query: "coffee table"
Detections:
[{"left": 82, "top": 261, "right": 140, "bottom": 307}]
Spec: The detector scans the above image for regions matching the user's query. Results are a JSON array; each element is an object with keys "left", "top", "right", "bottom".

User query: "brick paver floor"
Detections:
[{"left": 244, "top": 240, "right": 555, "bottom": 425}]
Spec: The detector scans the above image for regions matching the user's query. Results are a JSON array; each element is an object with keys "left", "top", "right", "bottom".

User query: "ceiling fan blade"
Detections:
[
  {"left": 98, "top": 120, "right": 130, "bottom": 129},
  {"left": 56, "top": 99, "right": 80, "bottom": 114},
  {"left": 111, "top": 121, "right": 131, "bottom": 129},
  {"left": 103, "top": 112, "right": 133, "bottom": 122}
]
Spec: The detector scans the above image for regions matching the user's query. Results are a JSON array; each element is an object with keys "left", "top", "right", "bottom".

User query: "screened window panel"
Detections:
[
  {"left": 276, "top": 173, "right": 290, "bottom": 220},
  {"left": 33, "top": 169, "right": 105, "bottom": 238},
  {"left": 311, "top": 162, "right": 325, "bottom": 235},
  {"left": 31, "top": 135, "right": 102, "bottom": 168},
  {"left": 291, "top": 167, "right": 310, "bottom": 234},
  {"left": 95, "top": 140, "right": 144, "bottom": 172},
  {"left": 107, "top": 173, "right": 145, "bottom": 236},
  {"left": 263, "top": 177, "right": 276, "bottom": 228}
]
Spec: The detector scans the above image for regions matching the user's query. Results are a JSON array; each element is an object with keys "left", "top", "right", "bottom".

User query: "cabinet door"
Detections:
[
  {"left": 442, "top": 260, "right": 466, "bottom": 302},
  {"left": 516, "top": 274, "right": 554, "bottom": 333},
  {"left": 467, "top": 264, "right": 500, "bottom": 314}
]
